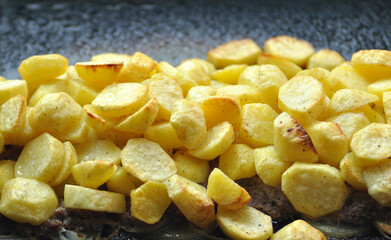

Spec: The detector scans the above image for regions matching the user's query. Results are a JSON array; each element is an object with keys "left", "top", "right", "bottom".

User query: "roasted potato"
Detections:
[{"left": 307, "top": 49, "right": 345, "bottom": 71}]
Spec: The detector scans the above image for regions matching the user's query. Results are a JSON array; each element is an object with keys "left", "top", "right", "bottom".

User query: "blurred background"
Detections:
[{"left": 0, "top": 0, "right": 390, "bottom": 79}]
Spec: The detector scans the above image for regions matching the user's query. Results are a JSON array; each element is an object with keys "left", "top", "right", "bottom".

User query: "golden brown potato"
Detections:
[
  {"left": 202, "top": 96, "right": 241, "bottom": 131},
  {"left": 351, "top": 49, "right": 391, "bottom": 82},
  {"left": 270, "top": 219, "right": 326, "bottom": 240},
  {"left": 307, "top": 49, "right": 345, "bottom": 71},
  {"left": 75, "top": 61, "right": 123, "bottom": 89},
  {"left": 115, "top": 52, "right": 157, "bottom": 83},
  {"left": 219, "top": 144, "right": 256, "bottom": 180},
  {"left": 83, "top": 104, "right": 116, "bottom": 133},
  {"left": 176, "top": 58, "right": 214, "bottom": 86},
  {"left": 257, "top": 53, "right": 302, "bottom": 79}
]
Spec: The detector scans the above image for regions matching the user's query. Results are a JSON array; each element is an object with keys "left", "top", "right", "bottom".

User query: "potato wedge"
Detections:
[
  {"left": 327, "top": 112, "right": 370, "bottom": 143},
  {"left": 173, "top": 150, "right": 210, "bottom": 183},
  {"left": 72, "top": 160, "right": 117, "bottom": 189},
  {"left": 0, "top": 95, "right": 27, "bottom": 134},
  {"left": 328, "top": 89, "right": 378, "bottom": 116},
  {"left": 185, "top": 86, "right": 216, "bottom": 104},
  {"left": 121, "top": 138, "right": 177, "bottom": 182},
  {"left": 67, "top": 77, "right": 99, "bottom": 106},
  {"left": 363, "top": 160, "right": 391, "bottom": 207},
  {"left": 207, "top": 39, "right": 262, "bottom": 68},
  {"left": 131, "top": 181, "right": 171, "bottom": 224},
  {"left": 281, "top": 162, "right": 349, "bottom": 218},
  {"left": 64, "top": 184, "right": 126, "bottom": 213},
  {"left": 75, "top": 61, "right": 123, "bottom": 89},
  {"left": 164, "top": 174, "right": 215, "bottom": 228},
  {"left": 274, "top": 112, "right": 318, "bottom": 163},
  {"left": 219, "top": 144, "right": 256, "bottom": 180},
  {"left": 0, "top": 160, "right": 15, "bottom": 195},
  {"left": 202, "top": 96, "right": 241, "bottom": 131},
  {"left": 307, "top": 49, "right": 345, "bottom": 71},
  {"left": 295, "top": 67, "right": 333, "bottom": 98},
  {"left": 270, "top": 219, "right": 326, "bottom": 240},
  {"left": 106, "top": 166, "right": 136, "bottom": 195},
  {"left": 144, "top": 122, "right": 183, "bottom": 150},
  {"left": 257, "top": 53, "right": 302, "bottom": 79},
  {"left": 75, "top": 139, "right": 121, "bottom": 165},
  {"left": 51, "top": 141, "right": 78, "bottom": 187},
  {"left": 351, "top": 49, "right": 391, "bottom": 82},
  {"left": 328, "top": 63, "right": 368, "bottom": 92},
  {"left": 212, "top": 64, "right": 248, "bottom": 84},
  {"left": 0, "top": 80, "right": 28, "bottom": 106},
  {"left": 217, "top": 205, "right": 273, "bottom": 240},
  {"left": 340, "top": 152, "right": 366, "bottom": 191},
  {"left": 91, "top": 53, "right": 132, "bottom": 63},
  {"left": 216, "top": 85, "right": 261, "bottom": 107},
  {"left": 0, "top": 178, "right": 58, "bottom": 225},
  {"left": 115, "top": 52, "right": 157, "bottom": 83}
]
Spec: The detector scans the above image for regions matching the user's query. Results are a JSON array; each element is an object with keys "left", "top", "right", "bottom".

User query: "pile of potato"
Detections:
[{"left": 0, "top": 35, "right": 391, "bottom": 239}]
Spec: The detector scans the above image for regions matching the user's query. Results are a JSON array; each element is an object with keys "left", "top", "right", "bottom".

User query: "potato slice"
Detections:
[
  {"left": 0, "top": 160, "right": 15, "bottom": 195},
  {"left": 329, "top": 89, "right": 378, "bottom": 116},
  {"left": 188, "top": 121, "right": 235, "bottom": 160},
  {"left": 64, "top": 184, "right": 126, "bottom": 213},
  {"left": 364, "top": 160, "right": 391, "bottom": 206},
  {"left": 75, "top": 139, "right": 121, "bottom": 165},
  {"left": 212, "top": 64, "right": 248, "bottom": 84},
  {"left": 28, "top": 80, "right": 68, "bottom": 107},
  {"left": 75, "top": 61, "right": 123, "bottom": 89},
  {"left": 106, "top": 166, "right": 136, "bottom": 195},
  {"left": 351, "top": 123, "right": 391, "bottom": 167},
  {"left": 121, "top": 138, "right": 176, "bottom": 182},
  {"left": 327, "top": 112, "right": 370, "bottom": 143},
  {"left": 170, "top": 99, "right": 207, "bottom": 150},
  {"left": 114, "top": 98, "right": 159, "bottom": 134},
  {"left": 257, "top": 53, "right": 302, "bottom": 79},
  {"left": 0, "top": 178, "right": 58, "bottom": 225},
  {"left": 359, "top": 104, "right": 385, "bottom": 123},
  {"left": 177, "top": 58, "right": 213, "bottom": 86},
  {"left": 15, "top": 133, "right": 64, "bottom": 183},
  {"left": 0, "top": 80, "right": 28, "bottom": 106},
  {"left": 97, "top": 128, "right": 142, "bottom": 148},
  {"left": 207, "top": 39, "right": 262, "bottom": 68},
  {"left": 328, "top": 63, "right": 368, "bottom": 92},
  {"left": 173, "top": 150, "right": 210, "bottom": 183},
  {"left": 307, "top": 49, "right": 345, "bottom": 71},
  {"left": 278, "top": 75, "right": 327, "bottom": 124},
  {"left": 164, "top": 174, "right": 215, "bottom": 228},
  {"left": 254, "top": 146, "right": 292, "bottom": 188},
  {"left": 175, "top": 70, "right": 198, "bottom": 96},
  {"left": 91, "top": 53, "right": 132, "bottom": 63},
  {"left": 67, "top": 77, "right": 99, "bottom": 106},
  {"left": 340, "top": 152, "right": 366, "bottom": 191},
  {"left": 219, "top": 144, "right": 256, "bottom": 180},
  {"left": 202, "top": 96, "right": 241, "bottom": 131},
  {"left": 72, "top": 160, "right": 117, "bottom": 189},
  {"left": 83, "top": 104, "right": 116, "bottom": 133},
  {"left": 306, "top": 121, "right": 348, "bottom": 168},
  {"left": 185, "top": 86, "right": 216, "bottom": 104},
  {"left": 264, "top": 35, "right": 314, "bottom": 67},
  {"left": 368, "top": 78, "right": 391, "bottom": 106},
  {"left": 238, "top": 65, "right": 287, "bottom": 112},
  {"left": 115, "top": 52, "right": 157, "bottom": 83},
  {"left": 383, "top": 91, "right": 391, "bottom": 124},
  {"left": 0, "top": 95, "right": 27, "bottom": 134},
  {"left": 217, "top": 205, "right": 273, "bottom": 240},
  {"left": 274, "top": 112, "right": 318, "bottom": 163},
  {"left": 295, "top": 67, "right": 333, "bottom": 98},
  {"left": 131, "top": 181, "right": 171, "bottom": 224},
  {"left": 144, "top": 122, "right": 183, "bottom": 150},
  {"left": 216, "top": 85, "right": 261, "bottom": 107},
  {"left": 239, "top": 103, "right": 278, "bottom": 148},
  {"left": 282, "top": 162, "right": 349, "bottom": 218},
  {"left": 270, "top": 219, "right": 326, "bottom": 240},
  {"left": 210, "top": 80, "right": 229, "bottom": 89},
  {"left": 351, "top": 49, "right": 391, "bottom": 82},
  {"left": 156, "top": 61, "right": 178, "bottom": 78},
  {"left": 51, "top": 141, "right": 78, "bottom": 187},
  {"left": 92, "top": 82, "right": 148, "bottom": 118},
  {"left": 56, "top": 117, "right": 96, "bottom": 144},
  {"left": 207, "top": 168, "right": 251, "bottom": 210}
]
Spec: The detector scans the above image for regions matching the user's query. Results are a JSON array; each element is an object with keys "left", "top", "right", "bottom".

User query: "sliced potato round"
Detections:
[
  {"left": 329, "top": 89, "right": 379, "bottom": 115},
  {"left": 0, "top": 160, "right": 15, "bottom": 195},
  {"left": 75, "top": 61, "right": 123, "bottom": 89},
  {"left": 51, "top": 141, "right": 78, "bottom": 187},
  {"left": 364, "top": 160, "right": 391, "bottom": 207},
  {"left": 328, "top": 63, "right": 369, "bottom": 92},
  {"left": 83, "top": 104, "right": 116, "bottom": 133},
  {"left": 270, "top": 219, "right": 326, "bottom": 240},
  {"left": 0, "top": 95, "right": 27, "bottom": 134},
  {"left": 367, "top": 78, "right": 391, "bottom": 107},
  {"left": 72, "top": 160, "right": 116, "bottom": 189},
  {"left": 202, "top": 96, "right": 241, "bottom": 131},
  {"left": 67, "top": 77, "right": 99, "bottom": 106},
  {"left": 75, "top": 139, "right": 121, "bottom": 165},
  {"left": 177, "top": 58, "right": 213, "bottom": 86},
  {"left": 212, "top": 64, "right": 248, "bottom": 84},
  {"left": 327, "top": 111, "right": 370, "bottom": 143},
  {"left": 144, "top": 122, "right": 183, "bottom": 150},
  {"left": 172, "top": 150, "right": 210, "bottom": 183},
  {"left": 257, "top": 53, "right": 302, "bottom": 79},
  {"left": 340, "top": 152, "right": 366, "bottom": 191},
  {"left": 307, "top": 49, "right": 345, "bottom": 71},
  {"left": 115, "top": 52, "right": 157, "bottom": 83},
  {"left": 106, "top": 166, "right": 136, "bottom": 195},
  {"left": 156, "top": 61, "right": 178, "bottom": 78},
  {"left": 0, "top": 80, "right": 28, "bottom": 107},
  {"left": 351, "top": 49, "right": 391, "bottom": 82},
  {"left": 219, "top": 144, "right": 256, "bottom": 180},
  {"left": 216, "top": 84, "right": 261, "bottom": 107},
  {"left": 295, "top": 67, "right": 333, "bottom": 98},
  {"left": 185, "top": 86, "right": 216, "bottom": 105},
  {"left": 90, "top": 52, "right": 132, "bottom": 63}
]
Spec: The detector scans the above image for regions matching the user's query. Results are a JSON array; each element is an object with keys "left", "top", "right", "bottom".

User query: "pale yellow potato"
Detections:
[
  {"left": 97, "top": 128, "right": 141, "bottom": 148},
  {"left": 217, "top": 205, "right": 273, "bottom": 240},
  {"left": 18, "top": 54, "right": 68, "bottom": 93},
  {"left": 72, "top": 160, "right": 117, "bottom": 189},
  {"left": 207, "top": 168, "right": 251, "bottom": 210},
  {"left": 131, "top": 181, "right": 171, "bottom": 224},
  {"left": 67, "top": 77, "right": 99, "bottom": 106},
  {"left": 264, "top": 35, "right": 314, "bottom": 67},
  {"left": 257, "top": 53, "right": 302, "bottom": 79},
  {"left": 170, "top": 99, "right": 207, "bottom": 150},
  {"left": 90, "top": 52, "right": 132, "bottom": 63},
  {"left": 0, "top": 178, "right": 58, "bottom": 225},
  {"left": 75, "top": 139, "right": 121, "bottom": 165},
  {"left": 83, "top": 104, "right": 116, "bottom": 133},
  {"left": 0, "top": 75, "right": 6, "bottom": 81},
  {"left": 121, "top": 138, "right": 177, "bottom": 182},
  {"left": 254, "top": 146, "right": 292, "bottom": 188},
  {"left": 202, "top": 96, "right": 241, "bottom": 131},
  {"left": 28, "top": 80, "right": 68, "bottom": 107},
  {"left": 15, "top": 133, "right": 64, "bottom": 183},
  {"left": 116, "top": 52, "right": 157, "bottom": 83},
  {"left": 295, "top": 67, "right": 333, "bottom": 98},
  {"left": 156, "top": 61, "right": 178, "bottom": 78},
  {"left": 114, "top": 98, "right": 159, "bottom": 134},
  {"left": 274, "top": 112, "right": 318, "bottom": 163},
  {"left": 106, "top": 166, "right": 136, "bottom": 195},
  {"left": 351, "top": 123, "right": 391, "bottom": 167},
  {"left": 239, "top": 103, "right": 278, "bottom": 148},
  {"left": 164, "top": 174, "right": 215, "bottom": 228},
  {"left": 282, "top": 162, "right": 349, "bottom": 218},
  {"left": 270, "top": 219, "right": 326, "bottom": 240},
  {"left": 0, "top": 80, "right": 28, "bottom": 107},
  {"left": 188, "top": 121, "right": 235, "bottom": 160},
  {"left": 216, "top": 84, "right": 261, "bottom": 107},
  {"left": 328, "top": 112, "right": 370, "bottom": 143},
  {"left": 185, "top": 86, "right": 216, "bottom": 104},
  {"left": 92, "top": 82, "right": 148, "bottom": 118},
  {"left": 50, "top": 141, "right": 78, "bottom": 187},
  {"left": 219, "top": 144, "right": 256, "bottom": 180},
  {"left": 28, "top": 92, "right": 83, "bottom": 134},
  {"left": 307, "top": 49, "right": 345, "bottom": 71},
  {"left": 0, "top": 160, "right": 15, "bottom": 195},
  {"left": 207, "top": 39, "right": 262, "bottom": 68},
  {"left": 0, "top": 95, "right": 27, "bottom": 134},
  {"left": 367, "top": 78, "right": 391, "bottom": 106},
  {"left": 328, "top": 89, "right": 378, "bottom": 116},
  {"left": 364, "top": 160, "right": 391, "bottom": 206},
  {"left": 383, "top": 91, "right": 391, "bottom": 123},
  {"left": 328, "top": 63, "right": 368, "bottom": 92},
  {"left": 64, "top": 184, "right": 126, "bottom": 213},
  {"left": 212, "top": 64, "right": 248, "bottom": 84},
  {"left": 278, "top": 75, "right": 327, "bottom": 124},
  {"left": 210, "top": 80, "right": 229, "bottom": 89},
  {"left": 238, "top": 65, "right": 287, "bottom": 112},
  {"left": 340, "top": 152, "right": 366, "bottom": 191},
  {"left": 75, "top": 61, "right": 123, "bottom": 89},
  {"left": 177, "top": 58, "right": 213, "bottom": 86},
  {"left": 56, "top": 116, "right": 96, "bottom": 144},
  {"left": 306, "top": 121, "right": 348, "bottom": 168},
  {"left": 172, "top": 150, "right": 210, "bottom": 183},
  {"left": 359, "top": 104, "right": 386, "bottom": 123},
  {"left": 351, "top": 49, "right": 391, "bottom": 82},
  {"left": 144, "top": 122, "right": 183, "bottom": 150},
  {"left": 175, "top": 70, "right": 198, "bottom": 96}
]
